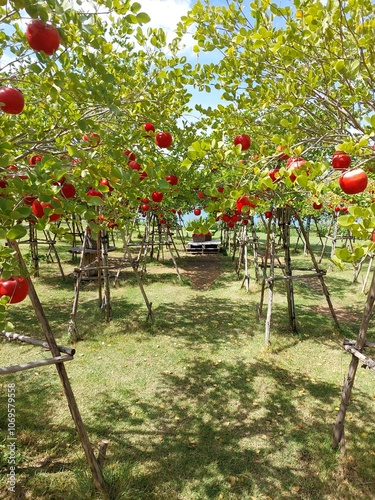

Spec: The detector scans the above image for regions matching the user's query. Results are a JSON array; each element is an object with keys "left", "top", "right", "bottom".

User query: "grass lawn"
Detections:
[{"left": 0, "top": 227, "right": 375, "bottom": 499}]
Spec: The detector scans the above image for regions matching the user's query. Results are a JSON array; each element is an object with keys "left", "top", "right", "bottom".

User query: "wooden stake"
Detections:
[
  {"left": 332, "top": 266, "right": 375, "bottom": 450},
  {"left": 8, "top": 240, "right": 108, "bottom": 497}
]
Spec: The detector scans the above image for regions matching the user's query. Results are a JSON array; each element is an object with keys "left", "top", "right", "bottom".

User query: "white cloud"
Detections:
[{"left": 139, "top": 0, "right": 192, "bottom": 32}]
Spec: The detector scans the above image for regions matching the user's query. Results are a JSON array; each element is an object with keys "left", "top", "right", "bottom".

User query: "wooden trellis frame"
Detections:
[
  {"left": 319, "top": 211, "right": 355, "bottom": 264},
  {"left": 69, "top": 226, "right": 153, "bottom": 340},
  {"left": 258, "top": 208, "right": 340, "bottom": 345},
  {"left": 18, "top": 221, "right": 65, "bottom": 278},
  {"left": 3, "top": 239, "right": 108, "bottom": 497}
]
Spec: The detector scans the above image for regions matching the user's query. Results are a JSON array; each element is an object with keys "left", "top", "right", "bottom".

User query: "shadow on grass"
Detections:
[
  {"left": 87, "top": 358, "right": 375, "bottom": 500},
  {"left": 0, "top": 372, "right": 82, "bottom": 498}
]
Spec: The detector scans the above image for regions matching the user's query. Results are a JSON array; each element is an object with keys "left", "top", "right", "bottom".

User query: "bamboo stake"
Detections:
[
  {"left": 68, "top": 227, "right": 90, "bottom": 340},
  {"left": 1, "top": 331, "right": 75, "bottom": 356},
  {"left": 0, "top": 355, "right": 73, "bottom": 375},
  {"left": 332, "top": 266, "right": 375, "bottom": 451},
  {"left": 258, "top": 213, "right": 273, "bottom": 317},
  {"left": 123, "top": 240, "right": 153, "bottom": 321},
  {"left": 343, "top": 345, "right": 375, "bottom": 370},
  {"left": 101, "top": 229, "right": 112, "bottom": 322},
  {"left": 296, "top": 213, "right": 340, "bottom": 330},
  {"left": 8, "top": 239, "right": 108, "bottom": 497},
  {"left": 265, "top": 216, "right": 276, "bottom": 346}
]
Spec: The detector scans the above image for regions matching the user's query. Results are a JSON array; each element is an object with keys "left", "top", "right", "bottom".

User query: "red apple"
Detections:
[
  {"left": 0, "top": 179, "right": 8, "bottom": 189},
  {"left": 236, "top": 195, "right": 257, "bottom": 212},
  {"left": 264, "top": 211, "right": 272, "bottom": 219},
  {"left": 234, "top": 134, "right": 251, "bottom": 151},
  {"left": 83, "top": 133, "right": 101, "bottom": 148},
  {"left": 155, "top": 131, "right": 173, "bottom": 148},
  {"left": 268, "top": 168, "right": 281, "bottom": 183},
  {"left": 332, "top": 151, "right": 351, "bottom": 170},
  {"left": 123, "top": 150, "right": 136, "bottom": 161},
  {"left": 286, "top": 157, "right": 306, "bottom": 182},
  {"left": 276, "top": 144, "right": 290, "bottom": 160},
  {"left": 193, "top": 208, "right": 201, "bottom": 216},
  {"left": 141, "top": 204, "right": 150, "bottom": 212},
  {"left": 32, "top": 198, "right": 61, "bottom": 221},
  {"left": 0, "top": 87, "right": 24, "bottom": 114},
  {"left": 0, "top": 276, "right": 29, "bottom": 304},
  {"left": 197, "top": 191, "right": 205, "bottom": 199},
  {"left": 87, "top": 188, "right": 104, "bottom": 200},
  {"left": 23, "top": 194, "right": 37, "bottom": 206},
  {"left": 143, "top": 122, "right": 155, "bottom": 135},
  {"left": 165, "top": 174, "right": 178, "bottom": 186},
  {"left": 29, "top": 155, "right": 43, "bottom": 165},
  {"left": 312, "top": 201, "right": 323, "bottom": 210},
  {"left": 152, "top": 191, "right": 163, "bottom": 203},
  {"left": 60, "top": 182, "right": 76, "bottom": 199},
  {"left": 217, "top": 186, "right": 224, "bottom": 193},
  {"left": 128, "top": 160, "right": 141, "bottom": 171},
  {"left": 339, "top": 168, "right": 368, "bottom": 194},
  {"left": 99, "top": 178, "right": 114, "bottom": 192},
  {"left": 26, "top": 19, "right": 60, "bottom": 55}
]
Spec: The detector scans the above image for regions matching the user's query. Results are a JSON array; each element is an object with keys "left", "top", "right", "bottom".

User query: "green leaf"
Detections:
[
  {"left": 6, "top": 225, "right": 27, "bottom": 240},
  {"left": 136, "top": 12, "right": 150, "bottom": 24}
]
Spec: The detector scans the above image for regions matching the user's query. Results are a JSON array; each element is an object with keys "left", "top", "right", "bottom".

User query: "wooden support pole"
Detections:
[
  {"left": 8, "top": 240, "right": 108, "bottom": 497},
  {"left": 0, "top": 355, "right": 73, "bottom": 375},
  {"left": 265, "top": 215, "right": 276, "bottom": 346},
  {"left": 296, "top": 213, "right": 340, "bottom": 331},
  {"left": 343, "top": 345, "right": 375, "bottom": 370},
  {"left": 1, "top": 331, "right": 75, "bottom": 356},
  {"left": 332, "top": 266, "right": 375, "bottom": 451}
]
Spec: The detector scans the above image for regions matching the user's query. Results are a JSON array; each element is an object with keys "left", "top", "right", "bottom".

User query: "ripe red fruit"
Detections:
[
  {"left": 339, "top": 168, "right": 368, "bottom": 195},
  {"left": 23, "top": 195, "right": 37, "bottom": 206},
  {"left": 143, "top": 122, "right": 155, "bottom": 134},
  {"left": 139, "top": 171, "right": 148, "bottom": 181},
  {"left": 264, "top": 211, "right": 272, "bottom": 219},
  {"left": 234, "top": 134, "right": 251, "bottom": 151},
  {"left": 99, "top": 178, "right": 114, "bottom": 192},
  {"left": 32, "top": 198, "right": 61, "bottom": 221},
  {"left": 236, "top": 195, "right": 257, "bottom": 212},
  {"left": 0, "top": 179, "right": 8, "bottom": 189},
  {"left": 312, "top": 201, "right": 323, "bottom": 210},
  {"left": 83, "top": 133, "right": 101, "bottom": 148},
  {"left": 332, "top": 151, "right": 351, "bottom": 170},
  {"left": 141, "top": 204, "right": 150, "bottom": 212},
  {"left": 276, "top": 144, "right": 290, "bottom": 161},
  {"left": 152, "top": 191, "right": 163, "bottom": 203},
  {"left": 128, "top": 160, "right": 141, "bottom": 171},
  {"left": 198, "top": 191, "right": 205, "bottom": 199},
  {"left": 155, "top": 131, "right": 173, "bottom": 148},
  {"left": 60, "top": 182, "right": 76, "bottom": 199},
  {"left": 26, "top": 19, "right": 60, "bottom": 55},
  {"left": 242, "top": 219, "right": 249, "bottom": 226},
  {"left": 87, "top": 188, "right": 104, "bottom": 200},
  {"left": 0, "top": 276, "right": 29, "bottom": 304},
  {"left": 268, "top": 168, "right": 281, "bottom": 183},
  {"left": 193, "top": 208, "right": 201, "bottom": 216},
  {"left": 0, "top": 87, "right": 24, "bottom": 114},
  {"left": 165, "top": 174, "right": 178, "bottom": 186},
  {"left": 123, "top": 150, "right": 136, "bottom": 161},
  {"left": 217, "top": 186, "right": 224, "bottom": 193},
  {"left": 286, "top": 157, "right": 306, "bottom": 182},
  {"left": 29, "top": 155, "right": 43, "bottom": 165}
]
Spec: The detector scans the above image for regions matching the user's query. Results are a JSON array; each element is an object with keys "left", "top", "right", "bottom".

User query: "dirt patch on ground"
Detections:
[
  {"left": 178, "top": 254, "right": 225, "bottom": 290},
  {"left": 311, "top": 304, "right": 362, "bottom": 324}
]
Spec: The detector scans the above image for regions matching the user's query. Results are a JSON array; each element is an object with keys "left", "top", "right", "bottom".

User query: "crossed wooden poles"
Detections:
[{"left": 1, "top": 240, "right": 109, "bottom": 497}]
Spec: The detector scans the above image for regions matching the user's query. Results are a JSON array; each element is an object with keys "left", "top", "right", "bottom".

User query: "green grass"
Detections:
[{"left": 0, "top": 229, "right": 375, "bottom": 499}]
